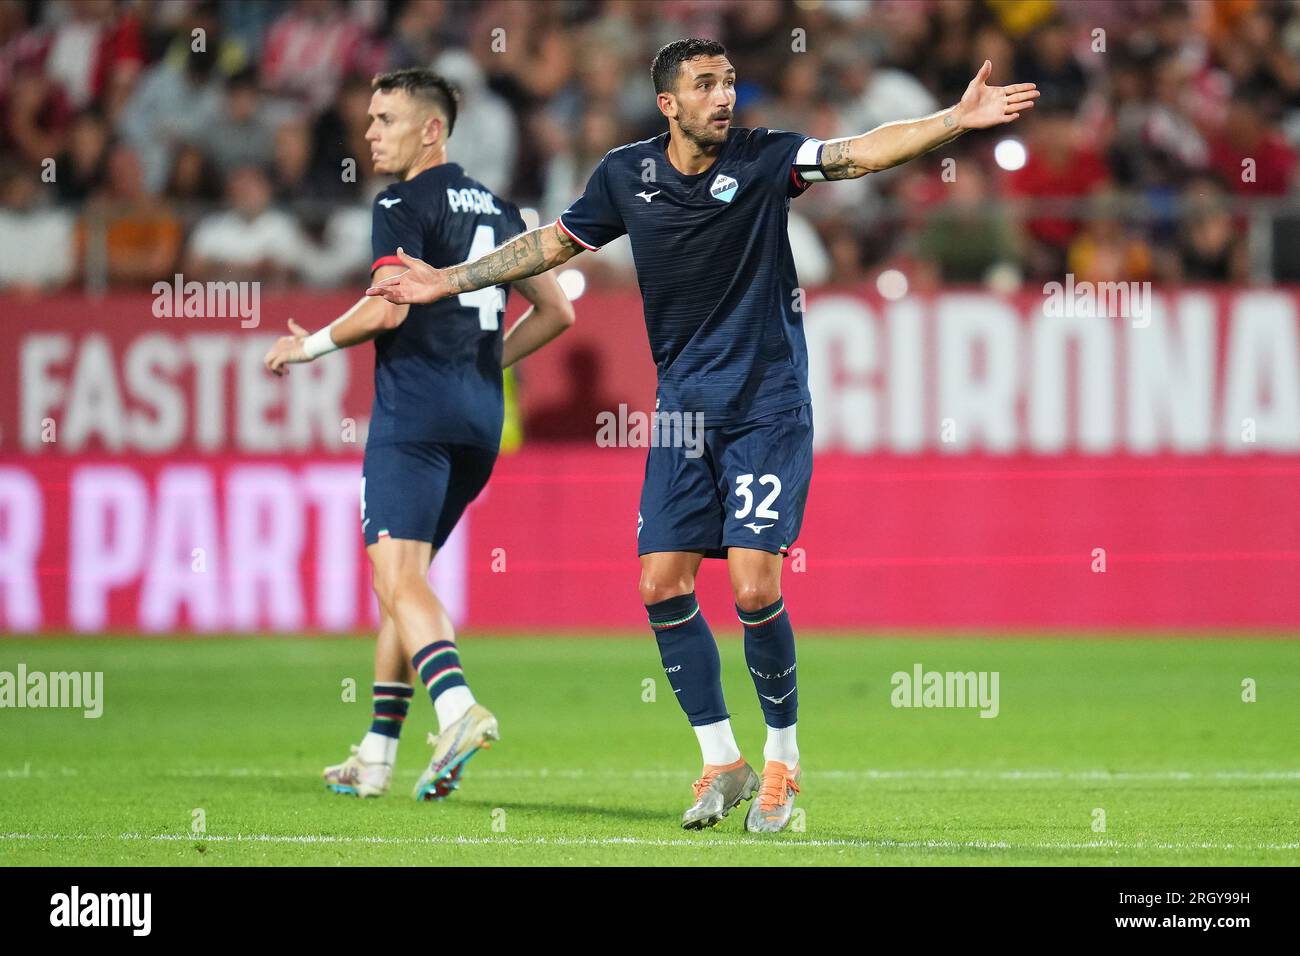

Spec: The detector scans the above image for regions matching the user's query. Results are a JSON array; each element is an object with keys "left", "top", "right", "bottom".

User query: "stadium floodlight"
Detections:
[
  {"left": 557, "top": 268, "right": 586, "bottom": 302},
  {"left": 877, "top": 268, "right": 909, "bottom": 300},
  {"left": 993, "top": 137, "right": 1027, "bottom": 171}
]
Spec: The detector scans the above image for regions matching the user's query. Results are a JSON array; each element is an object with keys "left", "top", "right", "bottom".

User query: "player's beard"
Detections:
[{"left": 677, "top": 109, "right": 729, "bottom": 152}]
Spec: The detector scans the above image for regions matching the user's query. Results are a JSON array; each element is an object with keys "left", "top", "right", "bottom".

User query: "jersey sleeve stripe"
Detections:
[
  {"left": 371, "top": 254, "right": 403, "bottom": 273},
  {"left": 793, "top": 137, "right": 827, "bottom": 183},
  {"left": 556, "top": 216, "right": 601, "bottom": 251}
]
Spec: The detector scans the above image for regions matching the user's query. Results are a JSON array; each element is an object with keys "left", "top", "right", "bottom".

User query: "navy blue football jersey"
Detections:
[
  {"left": 367, "top": 163, "right": 526, "bottom": 449},
  {"left": 559, "top": 128, "right": 824, "bottom": 426}
]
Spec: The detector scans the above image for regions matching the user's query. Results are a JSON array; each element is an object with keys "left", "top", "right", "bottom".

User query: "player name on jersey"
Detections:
[{"left": 445, "top": 187, "right": 502, "bottom": 215}]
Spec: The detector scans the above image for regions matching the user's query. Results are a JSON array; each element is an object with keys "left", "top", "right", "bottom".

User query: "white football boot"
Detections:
[
  {"left": 323, "top": 745, "right": 392, "bottom": 798},
  {"left": 413, "top": 704, "right": 499, "bottom": 801}
]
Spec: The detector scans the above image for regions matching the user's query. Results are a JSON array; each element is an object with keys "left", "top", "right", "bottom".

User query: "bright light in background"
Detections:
[
  {"left": 993, "top": 138, "right": 1027, "bottom": 171},
  {"left": 520, "top": 207, "right": 540, "bottom": 231},
  {"left": 557, "top": 268, "right": 586, "bottom": 301},
  {"left": 876, "top": 269, "right": 909, "bottom": 301}
]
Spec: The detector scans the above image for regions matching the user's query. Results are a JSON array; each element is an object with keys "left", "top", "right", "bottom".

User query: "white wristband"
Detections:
[{"left": 302, "top": 326, "right": 339, "bottom": 359}]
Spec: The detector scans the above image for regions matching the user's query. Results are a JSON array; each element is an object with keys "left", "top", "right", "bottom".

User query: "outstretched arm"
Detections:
[
  {"left": 365, "top": 220, "right": 584, "bottom": 305},
  {"left": 819, "top": 60, "right": 1038, "bottom": 180},
  {"left": 263, "top": 264, "right": 408, "bottom": 375}
]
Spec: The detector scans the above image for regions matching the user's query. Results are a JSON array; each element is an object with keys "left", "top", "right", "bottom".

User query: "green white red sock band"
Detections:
[{"left": 738, "top": 598, "right": 785, "bottom": 627}]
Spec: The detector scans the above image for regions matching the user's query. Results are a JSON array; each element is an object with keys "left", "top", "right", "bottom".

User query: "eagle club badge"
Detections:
[{"left": 709, "top": 173, "right": 738, "bottom": 203}]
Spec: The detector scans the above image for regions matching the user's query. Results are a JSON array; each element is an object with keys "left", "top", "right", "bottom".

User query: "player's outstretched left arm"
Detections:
[
  {"left": 818, "top": 60, "right": 1038, "bottom": 179},
  {"left": 263, "top": 265, "right": 408, "bottom": 375},
  {"left": 365, "top": 221, "right": 584, "bottom": 305}
]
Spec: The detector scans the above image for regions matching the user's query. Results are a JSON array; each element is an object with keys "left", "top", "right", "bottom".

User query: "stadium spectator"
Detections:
[
  {"left": 1066, "top": 190, "right": 1154, "bottom": 284},
  {"left": 0, "top": 161, "right": 75, "bottom": 291},
  {"left": 36, "top": 0, "right": 145, "bottom": 119},
  {"left": 1111, "top": 55, "right": 1208, "bottom": 192},
  {"left": 186, "top": 68, "right": 281, "bottom": 178},
  {"left": 117, "top": 41, "right": 224, "bottom": 195},
  {"left": 76, "top": 144, "right": 182, "bottom": 287},
  {"left": 1017, "top": 14, "right": 1086, "bottom": 109},
  {"left": 432, "top": 48, "right": 517, "bottom": 196},
  {"left": 1, "top": 70, "right": 74, "bottom": 170},
  {"left": 1, "top": 0, "right": 1299, "bottom": 293},
  {"left": 271, "top": 116, "right": 316, "bottom": 206},
  {"left": 1206, "top": 96, "right": 1296, "bottom": 197},
  {"left": 385, "top": 0, "right": 448, "bottom": 70},
  {"left": 306, "top": 199, "right": 374, "bottom": 288},
  {"left": 917, "top": 161, "right": 1021, "bottom": 285},
  {"left": 260, "top": 0, "right": 377, "bottom": 115},
  {"left": 787, "top": 210, "right": 832, "bottom": 287},
  {"left": 1172, "top": 175, "right": 1249, "bottom": 283},
  {"left": 185, "top": 164, "right": 309, "bottom": 285},
  {"left": 837, "top": 48, "right": 939, "bottom": 139},
  {"left": 1007, "top": 105, "right": 1110, "bottom": 276},
  {"left": 306, "top": 74, "right": 377, "bottom": 203},
  {"left": 53, "top": 107, "right": 109, "bottom": 203}
]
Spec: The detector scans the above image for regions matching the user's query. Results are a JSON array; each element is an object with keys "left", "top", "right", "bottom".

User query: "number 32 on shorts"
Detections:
[{"left": 733, "top": 473, "right": 781, "bottom": 519}]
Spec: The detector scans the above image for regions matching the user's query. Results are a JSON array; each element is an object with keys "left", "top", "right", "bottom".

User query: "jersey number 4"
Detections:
[{"left": 458, "top": 225, "right": 506, "bottom": 330}]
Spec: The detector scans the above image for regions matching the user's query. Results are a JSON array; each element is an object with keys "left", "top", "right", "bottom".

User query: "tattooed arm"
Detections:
[
  {"left": 818, "top": 60, "right": 1038, "bottom": 181},
  {"left": 365, "top": 220, "right": 584, "bottom": 305}
]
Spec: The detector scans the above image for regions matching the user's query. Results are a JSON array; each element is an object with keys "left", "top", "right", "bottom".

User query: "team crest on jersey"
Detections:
[{"left": 710, "top": 174, "right": 738, "bottom": 203}]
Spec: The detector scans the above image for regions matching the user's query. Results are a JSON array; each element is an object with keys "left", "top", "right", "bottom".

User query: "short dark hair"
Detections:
[
  {"left": 651, "top": 38, "right": 727, "bottom": 94},
  {"left": 371, "top": 68, "right": 459, "bottom": 136}
]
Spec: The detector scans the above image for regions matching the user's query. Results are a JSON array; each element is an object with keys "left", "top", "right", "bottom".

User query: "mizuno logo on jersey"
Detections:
[
  {"left": 378, "top": 197, "right": 402, "bottom": 208},
  {"left": 635, "top": 189, "right": 661, "bottom": 202},
  {"left": 710, "top": 174, "right": 738, "bottom": 203},
  {"left": 446, "top": 187, "right": 502, "bottom": 215},
  {"left": 744, "top": 522, "right": 774, "bottom": 533}
]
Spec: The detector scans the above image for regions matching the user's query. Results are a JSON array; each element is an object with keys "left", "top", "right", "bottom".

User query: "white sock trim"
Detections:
[
  {"left": 359, "top": 731, "right": 398, "bottom": 765},
  {"left": 693, "top": 719, "right": 742, "bottom": 766},
  {"left": 764, "top": 723, "right": 799, "bottom": 768},
  {"left": 433, "top": 685, "right": 476, "bottom": 733}
]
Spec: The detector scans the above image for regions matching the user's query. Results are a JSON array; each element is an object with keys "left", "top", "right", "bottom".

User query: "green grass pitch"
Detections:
[{"left": 0, "top": 635, "right": 1296, "bottom": 866}]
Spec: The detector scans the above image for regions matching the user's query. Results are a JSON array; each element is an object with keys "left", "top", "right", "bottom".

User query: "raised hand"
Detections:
[
  {"left": 264, "top": 318, "right": 310, "bottom": 376},
  {"left": 365, "top": 247, "right": 449, "bottom": 304},
  {"left": 956, "top": 60, "right": 1039, "bottom": 130}
]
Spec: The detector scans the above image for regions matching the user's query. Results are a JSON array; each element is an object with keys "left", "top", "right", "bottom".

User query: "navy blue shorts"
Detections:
[
  {"left": 637, "top": 403, "right": 813, "bottom": 559},
  {"left": 361, "top": 441, "right": 497, "bottom": 548}
]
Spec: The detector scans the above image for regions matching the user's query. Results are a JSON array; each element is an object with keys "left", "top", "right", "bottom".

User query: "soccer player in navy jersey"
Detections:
[
  {"left": 264, "top": 69, "right": 575, "bottom": 801},
  {"left": 366, "top": 40, "right": 1037, "bottom": 830}
]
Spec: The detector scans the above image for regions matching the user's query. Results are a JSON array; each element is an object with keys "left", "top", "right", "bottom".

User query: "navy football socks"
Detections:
[
  {"left": 368, "top": 682, "right": 413, "bottom": 739},
  {"left": 738, "top": 597, "right": 798, "bottom": 729},
  {"left": 648, "top": 592, "right": 729, "bottom": 727}
]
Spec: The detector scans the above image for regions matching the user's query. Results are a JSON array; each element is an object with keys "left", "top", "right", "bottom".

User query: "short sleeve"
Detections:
[
  {"left": 370, "top": 190, "right": 424, "bottom": 274},
  {"left": 558, "top": 155, "right": 626, "bottom": 251},
  {"left": 762, "top": 129, "right": 826, "bottom": 199}
]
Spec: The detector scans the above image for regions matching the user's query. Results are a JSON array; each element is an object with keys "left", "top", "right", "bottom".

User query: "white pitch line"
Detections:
[
  {"left": 157, "top": 767, "right": 1299, "bottom": 782},
  {"left": 4, "top": 766, "right": 1299, "bottom": 782},
  {"left": 1, "top": 832, "right": 1297, "bottom": 852}
]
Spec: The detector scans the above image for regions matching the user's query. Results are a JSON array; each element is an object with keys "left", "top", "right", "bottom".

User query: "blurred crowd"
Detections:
[{"left": 2, "top": 0, "right": 1300, "bottom": 294}]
